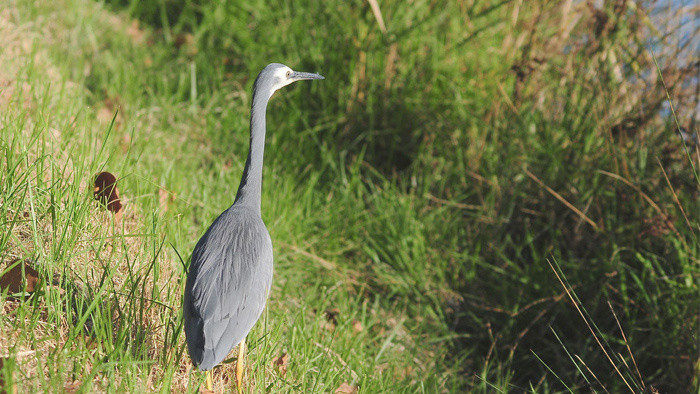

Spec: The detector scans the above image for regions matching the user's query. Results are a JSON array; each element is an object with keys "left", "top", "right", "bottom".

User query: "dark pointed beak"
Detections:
[{"left": 290, "top": 71, "right": 324, "bottom": 81}]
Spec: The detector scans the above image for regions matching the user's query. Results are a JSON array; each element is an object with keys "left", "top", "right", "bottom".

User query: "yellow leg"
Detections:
[
  {"left": 236, "top": 339, "right": 246, "bottom": 394},
  {"left": 206, "top": 370, "right": 213, "bottom": 391}
]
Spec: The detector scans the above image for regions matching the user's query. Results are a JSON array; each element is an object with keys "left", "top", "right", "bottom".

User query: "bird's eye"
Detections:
[{"left": 286, "top": 70, "right": 291, "bottom": 78}]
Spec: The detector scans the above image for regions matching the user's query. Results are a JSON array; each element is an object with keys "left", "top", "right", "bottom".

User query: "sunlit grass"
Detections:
[{"left": 0, "top": 0, "right": 697, "bottom": 392}]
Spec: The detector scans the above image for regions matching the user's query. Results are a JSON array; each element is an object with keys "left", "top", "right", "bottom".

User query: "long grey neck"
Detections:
[{"left": 233, "top": 87, "right": 272, "bottom": 214}]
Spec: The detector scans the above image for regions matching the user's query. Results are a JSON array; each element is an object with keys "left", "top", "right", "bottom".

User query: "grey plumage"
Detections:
[{"left": 183, "top": 63, "right": 323, "bottom": 372}]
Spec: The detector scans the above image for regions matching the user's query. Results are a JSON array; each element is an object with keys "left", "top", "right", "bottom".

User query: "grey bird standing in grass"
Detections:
[{"left": 183, "top": 63, "right": 323, "bottom": 391}]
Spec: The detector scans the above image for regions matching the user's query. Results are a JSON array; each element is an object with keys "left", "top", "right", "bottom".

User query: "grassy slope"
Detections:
[
  {"left": 0, "top": 0, "right": 698, "bottom": 392},
  {"left": 0, "top": 1, "right": 461, "bottom": 392}
]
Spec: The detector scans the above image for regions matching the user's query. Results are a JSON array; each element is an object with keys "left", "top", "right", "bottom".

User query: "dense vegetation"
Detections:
[{"left": 0, "top": 0, "right": 697, "bottom": 391}]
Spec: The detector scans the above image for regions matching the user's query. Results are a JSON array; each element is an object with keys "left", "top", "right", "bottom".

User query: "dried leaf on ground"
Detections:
[
  {"left": 352, "top": 320, "right": 363, "bottom": 333},
  {"left": 96, "top": 106, "right": 115, "bottom": 124},
  {"left": 324, "top": 308, "right": 340, "bottom": 324},
  {"left": 0, "top": 259, "right": 40, "bottom": 294},
  {"left": 159, "top": 188, "right": 172, "bottom": 214},
  {"left": 126, "top": 20, "right": 144, "bottom": 43},
  {"left": 335, "top": 382, "right": 358, "bottom": 394},
  {"left": 63, "top": 380, "right": 81, "bottom": 393},
  {"left": 321, "top": 307, "right": 340, "bottom": 331},
  {"left": 272, "top": 352, "right": 289, "bottom": 376},
  {"left": 174, "top": 33, "right": 198, "bottom": 56},
  {"left": 94, "top": 171, "right": 123, "bottom": 214},
  {"left": 96, "top": 95, "right": 124, "bottom": 129}
]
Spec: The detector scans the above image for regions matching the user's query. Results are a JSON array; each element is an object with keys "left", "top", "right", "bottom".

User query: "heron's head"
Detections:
[{"left": 254, "top": 63, "right": 324, "bottom": 99}]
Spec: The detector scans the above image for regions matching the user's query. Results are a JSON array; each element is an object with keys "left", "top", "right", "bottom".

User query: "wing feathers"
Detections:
[{"left": 184, "top": 207, "right": 273, "bottom": 370}]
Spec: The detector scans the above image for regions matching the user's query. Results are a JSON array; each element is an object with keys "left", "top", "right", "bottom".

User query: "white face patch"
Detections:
[{"left": 272, "top": 66, "right": 294, "bottom": 90}]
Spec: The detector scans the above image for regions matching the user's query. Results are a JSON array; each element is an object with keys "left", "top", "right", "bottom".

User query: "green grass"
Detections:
[{"left": 0, "top": 0, "right": 698, "bottom": 392}]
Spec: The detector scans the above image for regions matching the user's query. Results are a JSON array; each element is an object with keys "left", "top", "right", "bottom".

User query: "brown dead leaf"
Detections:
[
  {"left": 120, "top": 133, "right": 131, "bottom": 154},
  {"left": 352, "top": 320, "right": 363, "bottom": 333},
  {"left": 126, "top": 20, "right": 145, "bottom": 43},
  {"left": 96, "top": 106, "right": 115, "bottom": 124},
  {"left": 272, "top": 352, "right": 289, "bottom": 376},
  {"left": 174, "top": 33, "right": 198, "bottom": 56},
  {"left": 321, "top": 307, "right": 340, "bottom": 331},
  {"left": 63, "top": 380, "right": 81, "bottom": 393},
  {"left": 320, "top": 320, "right": 335, "bottom": 332},
  {"left": 96, "top": 95, "right": 124, "bottom": 129},
  {"left": 324, "top": 308, "right": 340, "bottom": 324},
  {"left": 174, "top": 33, "right": 191, "bottom": 48},
  {"left": 0, "top": 259, "right": 40, "bottom": 295},
  {"left": 374, "top": 362, "right": 389, "bottom": 372},
  {"left": 159, "top": 188, "right": 172, "bottom": 214},
  {"left": 46, "top": 285, "right": 65, "bottom": 296},
  {"left": 335, "top": 382, "right": 358, "bottom": 394},
  {"left": 75, "top": 334, "right": 98, "bottom": 351},
  {"left": 102, "top": 94, "right": 121, "bottom": 112},
  {"left": 94, "top": 172, "right": 123, "bottom": 215}
]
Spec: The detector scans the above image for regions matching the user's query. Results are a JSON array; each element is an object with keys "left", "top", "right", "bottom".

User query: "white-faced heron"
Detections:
[{"left": 183, "top": 63, "right": 324, "bottom": 391}]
